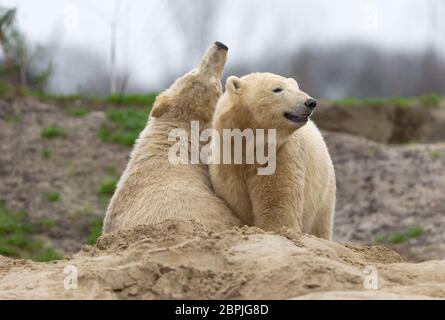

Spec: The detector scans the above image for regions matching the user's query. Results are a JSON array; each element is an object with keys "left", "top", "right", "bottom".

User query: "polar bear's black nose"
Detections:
[
  {"left": 305, "top": 99, "right": 317, "bottom": 109},
  {"left": 214, "top": 41, "right": 228, "bottom": 51}
]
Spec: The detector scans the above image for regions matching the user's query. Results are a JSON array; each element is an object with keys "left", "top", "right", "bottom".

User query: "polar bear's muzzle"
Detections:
[
  {"left": 197, "top": 42, "right": 228, "bottom": 79},
  {"left": 284, "top": 113, "right": 310, "bottom": 123},
  {"left": 284, "top": 99, "right": 317, "bottom": 123}
]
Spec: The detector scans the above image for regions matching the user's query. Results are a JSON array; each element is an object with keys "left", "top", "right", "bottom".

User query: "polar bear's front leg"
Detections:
[{"left": 246, "top": 163, "right": 305, "bottom": 232}]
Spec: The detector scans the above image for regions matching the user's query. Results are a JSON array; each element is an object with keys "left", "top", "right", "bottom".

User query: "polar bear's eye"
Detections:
[{"left": 273, "top": 88, "right": 283, "bottom": 93}]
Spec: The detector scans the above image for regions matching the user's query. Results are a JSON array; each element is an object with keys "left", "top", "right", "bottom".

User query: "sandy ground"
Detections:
[
  {"left": 0, "top": 219, "right": 444, "bottom": 300},
  {"left": 327, "top": 132, "right": 445, "bottom": 261}
]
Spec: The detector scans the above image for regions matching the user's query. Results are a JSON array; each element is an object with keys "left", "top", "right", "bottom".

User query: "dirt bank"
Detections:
[{"left": 313, "top": 101, "right": 445, "bottom": 143}]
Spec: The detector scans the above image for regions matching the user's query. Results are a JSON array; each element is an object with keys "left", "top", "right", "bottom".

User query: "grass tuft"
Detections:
[
  {"left": 0, "top": 200, "right": 62, "bottom": 261},
  {"left": 32, "top": 248, "right": 63, "bottom": 262},
  {"left": 98, "top": 177, "right": 118, "bottom": 197},
  {"left": 43, "top": 192, "right": 60, "bottom": 203},
  {"left": 375, "top": 226, "right": 425, "bottom": 244},
  {"left": 86, "top": 218, "right": 103, "bottom": 245},
  {"left": 38, "top": 218, "right": 56, "bottom": 230},
  {"left": 105, "top": 93, "right": 157, "bottom": 106},
  {"left": 65, "top": 107, "right": 91, "bottom": 117},
  {"left": 98, "top": 108, "right": 148, "bottom": 146},
  {"left": 431, "top": 150, "right": 443, "bottom": 159},
  {"left": 41, "top": 125, "right": 65, "bottom": 139},
  {"left": 41, "top": 148, "right": 52, "bottom": 159}
]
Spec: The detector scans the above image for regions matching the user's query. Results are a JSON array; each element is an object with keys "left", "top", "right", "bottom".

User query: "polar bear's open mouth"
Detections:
[{"left": 284, "top": 112, "right": 310, "bottom": 123}]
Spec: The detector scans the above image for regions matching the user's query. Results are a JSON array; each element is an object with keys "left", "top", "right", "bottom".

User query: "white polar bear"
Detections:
[
  {"left": 209, "top": 72, "right": 336, "bottom": 239},
  {"left": 103, "top": 42, "right": 242, "bottom": 234}
]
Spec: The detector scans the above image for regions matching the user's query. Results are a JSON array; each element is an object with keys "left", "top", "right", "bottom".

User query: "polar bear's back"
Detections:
[{"left": 103, "top": 159, "right": 242, "bottom": 233}]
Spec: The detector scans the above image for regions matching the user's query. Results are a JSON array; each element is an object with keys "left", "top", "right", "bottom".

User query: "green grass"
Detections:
[
  {"left": 103, "top": 166, "right": 118, "bottom": 176},
  {"left": 0, "top": 200, "right": 62, "bottom": 261},
  {"left": 86, "top": 218, "right": 103, "bottom": 245},
  {"left": 419, "top": 94, "right": 442, "bottom": 108},
  {"left": 0, "top": 81, "right": 14, "bottom": 97},
  {"left": 43, "top": 192, "right": 60, "bottom": 203},
  {"left": 41, "top": 148, "right": 52, "bottom": 159},
  {"left": 31, "top": 248, "right": 63, "bottom": 262},
  {"left": 98, "top": 165, "right": 121, "bottom": 198},
  {"left": 41, "top": 125, "right": 66, "bottom": 139},
  {"left": 376, "top": 226, "right": 425, "bottom": 244},
  {"left": 4, "top": 115, "right": 22, "bottom": 123},
  {"left": 105, "top": 93, "right": 157, "bottom": 106},
  {"left": 98, "top": 177, "right": 118, "bottom": 197},
  {"left": 25, "top": 86, "right": 157, "bottom": 107},
  {"left": 38, "top": 218, "right": 56, "bottom": 230},
  {"left": 0, "top": 80, "right": 157, "bottom": 107},
  {"left": 65, "top": 107, "right": 91, "bottom": 117},
  {"left": 98, "top": 108, "right": 148, "bottom": 146},
  {"left": 330, "top": 95, "right": 443, "bottom": 108},
  {"left": 431, "top": 150, "right": 443, "bottom": 159},
  {"left": 67, "top": 208, "right": 93, "bottom": 222}
]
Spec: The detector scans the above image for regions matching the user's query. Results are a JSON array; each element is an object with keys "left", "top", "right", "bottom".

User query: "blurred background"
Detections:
[
  {"left": 0, "top": 0, "right": 444, "bottom": 97},
  {"left": 0, "top": 1, "right": 444, "bottom": 263}
]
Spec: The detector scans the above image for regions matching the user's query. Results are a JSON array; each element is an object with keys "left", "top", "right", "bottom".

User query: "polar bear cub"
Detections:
[
  {"left": 103, "top": 42, "right": 242, "bottom": 233},
  {"left": 209, "top": 72, "right": 336, "bottom": 239}
]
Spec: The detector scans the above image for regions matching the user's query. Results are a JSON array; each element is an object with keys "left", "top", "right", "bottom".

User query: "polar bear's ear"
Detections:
[
  {"left": 150, "top": 95, "right": 169, "bottom": 118},
  {"left": 226, "top": 76, "right": 243, "bottom": 95}
]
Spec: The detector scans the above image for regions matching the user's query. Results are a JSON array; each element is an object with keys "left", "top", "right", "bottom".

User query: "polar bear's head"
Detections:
[
  {"left": 221, "top": 72, "right": 317, "bottom": 134},
  {"left": 151, "top": 42, "right": 228, "bottom": 123}
]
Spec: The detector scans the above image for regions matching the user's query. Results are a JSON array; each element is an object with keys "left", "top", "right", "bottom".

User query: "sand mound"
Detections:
[{"left": 0, "top": 219, "right": 444, "bottom": 300}]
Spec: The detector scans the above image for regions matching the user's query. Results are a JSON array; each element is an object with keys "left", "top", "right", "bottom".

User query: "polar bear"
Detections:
[
  {"left": 103, "top": 42, "right": 242, "bottom": 233},
  {"left": 209, "top": 72, "right": 336, "bottom": 239}
]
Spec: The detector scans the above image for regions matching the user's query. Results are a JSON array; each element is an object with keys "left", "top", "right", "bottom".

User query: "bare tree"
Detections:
[
  {"left": 428, "top": 0, "right": 444, "bottom": 56},
  {"left": 90, "top": 0, "right": 123, "bottom": 95},
  {"left": 109, "top": 0, "right": 122, "bottom": 95}
]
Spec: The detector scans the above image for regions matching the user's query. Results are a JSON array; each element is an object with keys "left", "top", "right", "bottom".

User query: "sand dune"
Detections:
[{"left": 1, "top": 219, "right": 444, "bottom": 300}]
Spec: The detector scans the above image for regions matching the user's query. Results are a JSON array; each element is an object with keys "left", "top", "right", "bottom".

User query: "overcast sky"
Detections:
[{"left": 1, "top": 0, "right": 444, "bottom": 93}]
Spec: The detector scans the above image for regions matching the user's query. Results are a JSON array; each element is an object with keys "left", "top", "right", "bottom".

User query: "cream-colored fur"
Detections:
[
  {"left": 103, "top": 43, "right": 242, "bottom": 233},
  {"left": 209, "top": 72, "right": 336, "bottom": 239}
]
